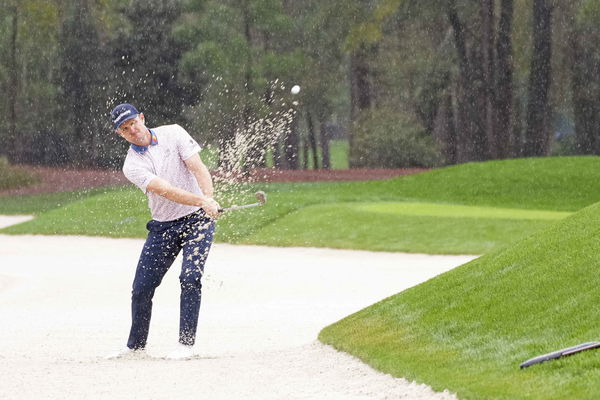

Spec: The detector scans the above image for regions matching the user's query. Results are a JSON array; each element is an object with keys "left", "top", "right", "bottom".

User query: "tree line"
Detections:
[{"left": 1, "top": 0, "right": 599, "bottom": 170}]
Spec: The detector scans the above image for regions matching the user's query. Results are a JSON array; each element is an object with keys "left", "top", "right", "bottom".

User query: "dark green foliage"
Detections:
[
  {"left": 0, "top": 157, "right": 39, "bottom": 190},
  {"left": 571, "top": 1, "right": 600, "bottom": 155},
  {"left": 174, "top": 0, "right": 311, "bottom": 170},
  {"left": 111, "top": 0, "right": 189, "bottom": 126},
  {"left": 350, "top": 108, "right": 442, "bottom": 167},
  {"left": 58, "top": 0, "right": 112, "bottom": 167},
  {"left": 1, "top": 0, "right": 600, "bottom": 169}
]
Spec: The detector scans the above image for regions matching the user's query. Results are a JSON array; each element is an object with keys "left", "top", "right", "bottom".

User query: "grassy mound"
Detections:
[
  {"left": 367, "top": 156, "right": 600, "bottom": 211},
  {"left": 320, "top": 202, "right": 600, "bottom": 399}
]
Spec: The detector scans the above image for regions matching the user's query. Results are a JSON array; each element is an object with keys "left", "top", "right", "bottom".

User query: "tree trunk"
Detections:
[
  {"left": 494, "top": 0, "right": 515, "bottom": 158},
  {"left": 447, "top": 0, "right": 490, "bottom": 163},
  {"left": 350, "top": 46, "right": 372, "bottom": 120},
  {"left": 7, "top": 4, "right": 19, "bottom": 162},
  {"left": 481, "top": 0, "right": 496, "bottom": 158},
  {"left": 571, "top": 21, "right": 600, "bottom": 154},
  {"left": 319, "top": 120, "right": 331, "bottom": 170},
  {"left": 272, "top": 138, "right": 283, "bottom": 169},
  {"left": 242, "top": 0, "right": 255, "bottom": 171},
  {"left": 433, "top": 92, "right": 457, "bottom": 165},
  {"left": 283, "top": 115, "right": 300, "bottom": 169},
  {"left": 349, "top": 44, "right": 373, "bottom": 167},
  {"left": 524, "top": 0, "right": 553, "bottom": 157},
  {"left": 301, "top": 135, "right": 308, "bottom": 170},
  {"left": 306, "top": 110, "right": 319, "bottom": 169}
]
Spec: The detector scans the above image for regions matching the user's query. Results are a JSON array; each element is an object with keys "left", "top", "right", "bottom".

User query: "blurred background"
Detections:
[{"left": 0, "top": 0, "right": 598, "bottom": 171}]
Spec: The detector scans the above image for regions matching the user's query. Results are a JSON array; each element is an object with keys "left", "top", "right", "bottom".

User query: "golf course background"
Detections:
[{"left": 2, "top": 155, "right": 600, "bottom": 399}]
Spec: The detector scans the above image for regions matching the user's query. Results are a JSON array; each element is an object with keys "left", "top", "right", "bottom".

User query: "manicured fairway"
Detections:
[
  {"left": 240, "top": 202, "right": 570, "bottom": 254},
  {"left": 353, "top": 202, "right": 570, "bottom": 220}
]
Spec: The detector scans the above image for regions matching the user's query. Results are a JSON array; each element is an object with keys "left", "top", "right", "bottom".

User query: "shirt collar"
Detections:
[{"left": 130, "top": 129, "right": 158, "bottom": 154}]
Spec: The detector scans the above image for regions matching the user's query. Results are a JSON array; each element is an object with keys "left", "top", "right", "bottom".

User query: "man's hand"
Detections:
[{"left": 200, "top": 197, "right": 221, "bottom": 219}]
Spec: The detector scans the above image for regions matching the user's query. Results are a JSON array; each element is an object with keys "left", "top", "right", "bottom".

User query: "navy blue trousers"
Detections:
[{"left": 127, "top": 210, "right": 215, "bottom": 349}]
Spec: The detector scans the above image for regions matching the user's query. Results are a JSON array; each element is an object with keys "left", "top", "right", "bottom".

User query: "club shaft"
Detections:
[{"left": 219, "top": 202, "right": 262, "bottom": 212}]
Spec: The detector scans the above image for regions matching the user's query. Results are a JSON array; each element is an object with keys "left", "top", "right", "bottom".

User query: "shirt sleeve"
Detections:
[
  {"left": 174, "top": 124, "right": 201, "bottom": 160},
  {"left": 123, "top": 155, "right": 157, "bottom": 194}
]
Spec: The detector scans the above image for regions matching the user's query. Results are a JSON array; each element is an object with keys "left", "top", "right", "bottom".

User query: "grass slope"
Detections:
[
  {"left": 1, "top": 186, "right": 151, "bottom": 237},
  {"left": 0, "top": 187, "right": 121, "bottom": 215},
  {"left": 364, "top": 156, "right": 600, "bottom": 211},
  {"left": 320, "top": 202, "right": 600, "bottom": 399}
]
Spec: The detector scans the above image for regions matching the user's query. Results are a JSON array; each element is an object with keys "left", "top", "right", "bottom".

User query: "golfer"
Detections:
[{"left": 108, "top": 104, "right": 220, "bottom": 360}]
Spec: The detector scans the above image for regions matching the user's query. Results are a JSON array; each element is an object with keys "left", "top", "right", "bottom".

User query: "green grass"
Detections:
[
  {"left": 365, "top": 156, "right": 600, "bottom": 211},
  {"left": 353, "top": 202, "right": 571, "bottom": 220},
  {"left": 237, "top": 202, "right": 569, "bottom": 254},
  {"left": 293, "top": 139, "right": 350, "bottom": 169},
  {"left": 0, "top": 187, "right": 118, "bottom": 215},
  {"left": 1, "top": 184, "right": 564, "bottom": 254},
  {"left": 328, "top": 139, "right": 349, "bottom": 169},
  {"left": 319, "top": 202, "right": 600, "bottom": 399},
  {"left": 1, "top": 186, "right": 151, "bottom": 237},
  {"left": 2, "top": 156, "right": 600, "bottom": 254}
]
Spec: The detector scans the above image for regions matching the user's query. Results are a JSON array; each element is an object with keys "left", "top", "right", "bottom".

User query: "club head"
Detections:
[{"left": 255, "top": 191, "right": 267, "bottom": 205}]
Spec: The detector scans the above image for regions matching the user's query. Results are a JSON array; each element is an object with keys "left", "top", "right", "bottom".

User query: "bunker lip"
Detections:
[{"left": 0, "top": 215, "right": 34, "bottom": 229}]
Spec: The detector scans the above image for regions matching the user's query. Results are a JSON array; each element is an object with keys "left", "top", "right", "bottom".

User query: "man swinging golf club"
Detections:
[{"left": 108, "top": 104, "right": 220, "bottom": 360}]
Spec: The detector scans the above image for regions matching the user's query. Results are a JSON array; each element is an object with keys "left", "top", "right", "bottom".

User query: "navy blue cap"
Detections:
[{"left": 111, "top": 104, "right": 139, "bottom": 129}]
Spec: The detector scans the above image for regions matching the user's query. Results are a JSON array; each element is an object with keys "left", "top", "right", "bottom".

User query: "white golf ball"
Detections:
[{"left": 291, "top": 85, "right": 301, "bottom": 95}]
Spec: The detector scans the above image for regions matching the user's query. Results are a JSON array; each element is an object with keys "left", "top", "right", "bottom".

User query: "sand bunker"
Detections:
[{"left": 0, "top": 232, "right": 475, "bottom": 399}]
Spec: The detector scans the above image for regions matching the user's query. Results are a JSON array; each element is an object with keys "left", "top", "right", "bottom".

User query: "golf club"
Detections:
[
  {"left": 218, "top": 191, "right": 267, "bottom": 213},
  {"left": 520, "top": 341, "right": 600, "bottom": 368}
]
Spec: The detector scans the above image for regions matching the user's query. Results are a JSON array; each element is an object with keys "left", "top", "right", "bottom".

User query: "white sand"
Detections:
[
  {"left": 0, "top": 217, "right": 476, "bottom": 399},
  {"left": 0, "top": 215, "right": 34, "bottom": 228}
]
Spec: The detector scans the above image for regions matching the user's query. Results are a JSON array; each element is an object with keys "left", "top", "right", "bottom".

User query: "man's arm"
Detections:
[
  {"left": 183, "top": 153, "right": 214, "bottom": 198},
  {"left": 146, "top": 154, "right": 220, "bottom": 219}
]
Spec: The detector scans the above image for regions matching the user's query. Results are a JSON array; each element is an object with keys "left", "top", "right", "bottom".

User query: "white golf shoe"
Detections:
[
  {"left": 166, "top": 343, "right": 196, "bottom": 360},
  {"left": 105, "top": 346, "right": 145, "bottom": 360}
]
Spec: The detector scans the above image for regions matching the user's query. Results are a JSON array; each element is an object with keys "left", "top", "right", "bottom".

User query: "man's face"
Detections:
[{"left": 116, "top": 114, "right": 149, "bottom": 146}]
